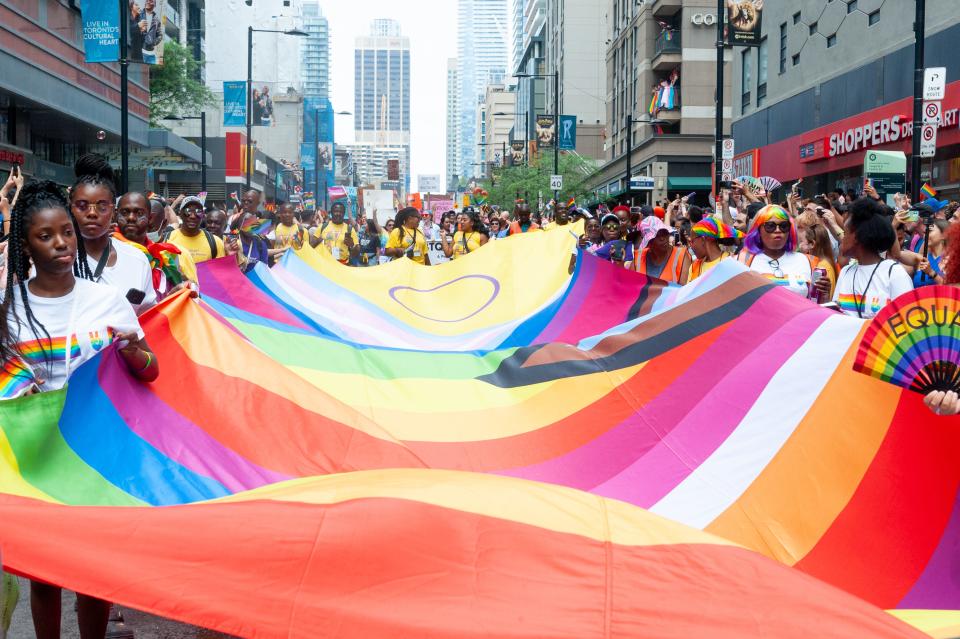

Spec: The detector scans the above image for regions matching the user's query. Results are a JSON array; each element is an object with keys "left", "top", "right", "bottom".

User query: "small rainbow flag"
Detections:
[
  {"left": 241, "top": 217, "right": 272, "bottom": 236},
  {"left": 920, "top": 183, "right": 937, "bottom": 200}
]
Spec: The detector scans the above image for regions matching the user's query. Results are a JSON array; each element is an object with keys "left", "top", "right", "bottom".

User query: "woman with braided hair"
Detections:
[
  {"left": 0, "top": 179, "right": 158, "bottom": 639},
  {"left": 440, "top": 207, "right": 488, "bottom": 259}
]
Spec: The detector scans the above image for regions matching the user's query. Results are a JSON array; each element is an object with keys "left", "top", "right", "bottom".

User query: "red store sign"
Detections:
[
  {"left": 753, "top": 80, "right": 960, "bottom": 182},
  {"left": 0, "top": 149, "right": 26, "bottom": 165}
]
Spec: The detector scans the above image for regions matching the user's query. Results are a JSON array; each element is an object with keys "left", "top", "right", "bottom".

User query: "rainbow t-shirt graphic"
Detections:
[{"left": 837, "top": 293, "right": 884, "bottom": 316}]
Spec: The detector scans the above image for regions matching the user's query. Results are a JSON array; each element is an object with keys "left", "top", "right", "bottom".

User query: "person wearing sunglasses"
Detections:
[
  {"left": 738, "top": 204, "right": 820, "bottom": 298},
  {"left": 633, "top": 215, "right": 690, "bottom": 284},
  {"left": 70, "top": 154, "right": 156, "bottom": 313},
  {"left": 594, "top": 213, "right": 634, "bottom": 266},
  {"left": 688, "top": 218, "right": 742, "bottom": 281}
]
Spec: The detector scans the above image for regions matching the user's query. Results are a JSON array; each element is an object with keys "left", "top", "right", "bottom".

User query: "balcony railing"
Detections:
[{"left": 654, "top": 29, "right": 681, "bottom": 57}]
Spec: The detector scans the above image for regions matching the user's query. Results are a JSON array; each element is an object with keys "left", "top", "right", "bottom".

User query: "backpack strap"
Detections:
[{"left": 203, "top": 230, "right": 219, "bottom": 258}]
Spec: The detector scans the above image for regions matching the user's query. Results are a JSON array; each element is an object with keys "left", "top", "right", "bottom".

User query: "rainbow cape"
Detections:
[{"left": 0, "top": 229, "right": 956, "bottom": 637}]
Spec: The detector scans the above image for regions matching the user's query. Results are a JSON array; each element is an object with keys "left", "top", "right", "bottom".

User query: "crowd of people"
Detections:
[{"left": 1, "top": 151, "right": 960, "bottom": 636}]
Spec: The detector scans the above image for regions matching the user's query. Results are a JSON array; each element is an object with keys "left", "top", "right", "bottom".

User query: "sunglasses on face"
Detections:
[
  {"left": 762, "top": 221, "right": 792, "bottom": 233},
  {"left": 73, "top": 200, "right": 113, "bottom": 214},
  {"left": 603, "top": 224, "right": 620, "bottom": 231}
]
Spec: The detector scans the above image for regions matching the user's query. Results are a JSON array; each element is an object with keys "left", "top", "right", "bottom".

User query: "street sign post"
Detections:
[
  {"left": 919, "top": 124, "right": 938, "bottom": 158},
  {"left": 922, "top": 101, "right": 942, "bottom": 125},
  {"left": 721, "top": 138, "right": 735, "bottom": 160},
  {"left": 550, "top": 175, "right": 563, "bottom": 191},
  {"left": 923, "top": 67, "right": 947, "bottom": 101}
]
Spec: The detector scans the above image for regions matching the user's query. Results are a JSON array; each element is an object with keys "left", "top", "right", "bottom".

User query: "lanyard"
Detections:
[
  {"left": 92, "top": 239, "right": 112, "bottom": 281},
  {"left": 62, "top": 290, "right": 80, "bottom": 382}
]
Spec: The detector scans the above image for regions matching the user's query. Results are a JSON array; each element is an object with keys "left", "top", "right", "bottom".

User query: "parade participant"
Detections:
[
  {"left": 354, "top": 214, "right": 382, "bottom": 267},
  {"left": 544, "top": 202, "right": 571, "bottom": 230},
  {"left": 688, "top": 217, "right": 742, "bottom": 281},
  {"left": 115, "top": 191, "right": 198, "bottom": 293},
  {"left": 488, "top": 217, "right": 503, "bottom": 240},
  {"left": 308, "top": 201, "right": 358, "bottom": 264},
  {"left": 576, "top": 217, "right": 603, "bottom": 255},
  {"left": 633, "top": 216, "right": 690, "bottom": 284},
  {"left": 441, "top": 209, "right": 487, "bottom": 259},
  {"left": 420, "top": 211, "right": 438, "bottom": 239},
  {"left": 508, "top": 202, "right": 540, "bottom": 235},
  {"left": 0, "top": 180, "right": 157, "bottom": 638},
  {"left": 385, "top": 207, "right": 430, "bottom": 265},
  {"left": 739, "top": 204, "right": 819, "bottom": 298},
  {"left": 799, "top": 224, "right": 837, "bottom": 300},
  {"left": 923, "top": 223, "right": 960, "bottom": 415},
  {"left": 911, "top": 219, "right": 949, "bottom": 287},
  {"left": 70, "top": 154, "right": 156, "bottom": 313},
  {"left": 819, "top": 197, "right": 913, "bottom": 318},
  {"left": 204, "top": 207, "right": 228, "bottom": 238},
  {"left": 267, "top": 202, "right": 306, "bottom": 260},
  {"left": 231, "top": 212, "right": 271, "bottom": 272},
  {"left": 381, "top": 218, "right": 396, "bottom": 249},
  {"left": 594, "top": 213, "right": 634, "bottom": 266},
  {"left": 165, "top": 195, "right": 227, "bottom": 264}
]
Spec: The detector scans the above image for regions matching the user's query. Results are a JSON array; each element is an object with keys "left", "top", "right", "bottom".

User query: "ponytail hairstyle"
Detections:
[
  {"left": 72, "top": 152, "right": 117, "bottom": 200},
  {"left": 3, "top": 180, "right": 94, "bottom": 369}
]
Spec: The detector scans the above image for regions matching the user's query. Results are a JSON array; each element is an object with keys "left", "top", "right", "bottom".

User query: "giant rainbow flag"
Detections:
[{"left": 0, "top": 228, "right": 957, "bottom": 638}]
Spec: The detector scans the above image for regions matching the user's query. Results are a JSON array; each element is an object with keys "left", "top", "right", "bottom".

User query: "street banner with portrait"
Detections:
[
  {"left": 251, "top": 83, "right": 276, "bottom": 126},
  {"left": 510, "top": 141, "right": 525, "bottom": 165},
  {"left": 724, "top": 0, "right": 763, "bottom": 47},
  {"left": 536, "top": 115, "right": 556, "bottom": 148},
  {"left": 223, "top": 81, "right": 247, "bottom": 127},
  {"left": 127, "top": 0, "right": 166, "bottom": 64}
]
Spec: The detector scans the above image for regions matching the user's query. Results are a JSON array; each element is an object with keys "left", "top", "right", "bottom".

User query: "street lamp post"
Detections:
[
  {"left": 246, "top": 25, "right": 308, "bottom": 192},
  {"left": 163, "top": 112, "right": 208, "bottom": 192}
]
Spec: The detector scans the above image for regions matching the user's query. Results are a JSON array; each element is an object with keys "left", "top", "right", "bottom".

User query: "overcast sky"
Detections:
[{"left": 319, "top": 0, "right": 458, "bottom": 187}]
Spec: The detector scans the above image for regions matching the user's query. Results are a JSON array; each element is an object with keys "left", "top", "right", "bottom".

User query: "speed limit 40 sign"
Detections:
[{"left": 550, "top": 174, "right": 563, "bottom": 190}]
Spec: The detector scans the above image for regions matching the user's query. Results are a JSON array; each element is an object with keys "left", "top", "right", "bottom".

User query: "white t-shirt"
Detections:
[
  {"left": 87, "top": 239, "right": 156, "bottom": 314},
  {"left": 1, "top": 279, "right": 144, "bottom": 398},
  {"left": 832, "top": 259, "right": 914, "bottom": 318},
  {"left": 745, "top": 251, "right": 815, "bottom": 298}
]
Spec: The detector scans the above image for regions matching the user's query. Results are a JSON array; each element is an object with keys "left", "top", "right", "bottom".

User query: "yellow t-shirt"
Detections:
[
  {"left": 451, "top": 231, "right": 484, "bottom": 259},
  {"left": 174, "top": 248, "right": 198, "bottom": 283},
  {"left": 688, "top": 252, "right": 729, "bottom": 282},
  {"left": 386, "top": 226, "right": 428, "bottom": 265},
  {"left": 272, "top": 223, "right": 306, "bottom": 251},
  {"left": 166, "top": 229, "right": 225, "bottom": 264},
  {"left": 312, "top": 222, "right": 358, "bottom": 263}
]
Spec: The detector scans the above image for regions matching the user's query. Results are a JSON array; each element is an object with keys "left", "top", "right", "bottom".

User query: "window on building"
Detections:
[
  {"left": 741, "top": 49, "right": 751, "bottom": 111},
  {"left": 792, "top": 53, "right": 800, "bottom": 66},
  {"left": 757, "top": 37, "right": 768, "bottom": 106},
  {"left": 793, "top": 12, "right": 801, "bottom": 24},
  {"left": 868, "top": 10, "right": 880, "bottom": 25},
  {"left": 826, "top": 33, "right": 837, "bottom": 47},
  {"left": 808, "top": 22, "right": 817, "bottom": 35},
  {"left": 779, "top": 23, "right": 787, "bottom": 73},
  {"left": 847, "top": 0, "right": 857, "bottom": 12}
]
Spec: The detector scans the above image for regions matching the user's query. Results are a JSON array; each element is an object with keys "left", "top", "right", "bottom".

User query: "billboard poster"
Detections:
[
  {"left": 536, "top": 115, "right": 556, "bottom": 148},
  {"left": 250, "top": 83, "right": 276, "bottom": 126},
  {"left": 510, "top": 141, "right": 525, "bottom": 165},
  {"left": 128, "top": 0, "right": 166, "bottom": 64},
  {"left": 318, "top": 143, "right": 334, "bottom": 171},
  {"left": 80, "top": 0, "right": 120, "bottom": 62},
  {"left": 223, "top": 81, "right": 247, "bottom": 127},
  {"left": 724, "top": 0, "right": 763, "bottom": 47},
  {"left": 558, "top": 115, "right": 577, "bottom": 150}
]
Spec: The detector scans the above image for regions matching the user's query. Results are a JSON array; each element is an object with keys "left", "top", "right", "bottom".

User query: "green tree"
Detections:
[
  {"left": 149, "top": 40, "right": 216, "bottom": 127},
  {"left": 478, "top": 152, "right": 599, "bottom": 210}
]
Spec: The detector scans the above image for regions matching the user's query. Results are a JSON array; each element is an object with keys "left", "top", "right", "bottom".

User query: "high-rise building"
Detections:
[
  {"left": 446, "top": 58, "right": 461, "bottom": 190},
  {"left": 511, "top": 0, "right": 525, "bottom": 75},
  {"left": 544, "top": 0, "right": 606, "bottom": 159},
  {"left": 479, "top": 85, "right": 517, "bottom": 173},
  {"left": 458, "top": 0, "right": 510, "bottom": 179},
  {"left": 302, "top": 3, "right": 330, "bottom": 99},
  {"left": 340, "top": 142, "right": 408, "bottom": 191},
  {"left": 354, "top": 19, "right": 411, "bottom": 192},
  {"left": 514, "top": 0, "right": 546, "bottom": 162}
]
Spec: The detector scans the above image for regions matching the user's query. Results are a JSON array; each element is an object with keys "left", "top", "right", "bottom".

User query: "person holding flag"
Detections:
[
  {"left": 268, "top": 201, "right": 307, "bottom": 260},
  {"left": 309, "top": 201, "right": 358, "bottom": 264}
]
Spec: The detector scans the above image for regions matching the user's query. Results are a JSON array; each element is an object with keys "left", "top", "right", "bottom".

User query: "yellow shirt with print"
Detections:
[
  {"left": 312, "top": 222, "right": 358, "bottom": 263},
  {"left": 166, "top": 229, "right": 225, "bottom": 264},
  {"left": 688, "top": 252, "right": 729, "bottom": 282},
  {"left": 385, "top": 227, "right": 428, "bottom": 265},
  {"left": 273, "top": 223, "right": 306, "bottom": 251},
  {"left": 451, "top": 231, "right": 484, "bottom": 259}
]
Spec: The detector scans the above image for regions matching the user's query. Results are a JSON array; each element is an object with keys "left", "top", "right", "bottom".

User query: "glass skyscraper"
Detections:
[{"left": 301, "top": 2, "right": 330, "bottom": 99}]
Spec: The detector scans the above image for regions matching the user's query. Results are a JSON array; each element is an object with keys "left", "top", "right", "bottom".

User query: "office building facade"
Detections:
[
  {"left": 458, "top": 0, "right": 510, "bottom": 178},
  {"left": 446, "top": 58, "right": 461, "bottom": 190},
  {"left": 302, "top": 2, "right": 330, "bottom": 99},
  {"left": 731, "top": 0, "right": 960, "bottom": 198}
]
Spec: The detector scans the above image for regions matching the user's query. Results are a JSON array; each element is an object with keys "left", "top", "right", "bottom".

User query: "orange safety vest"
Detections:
[
  {"left": 508, "top": 220, "right": 540, "bottom": 235},
  {"left": 635, "top": 246, "right": 687, "bottom": 283}
]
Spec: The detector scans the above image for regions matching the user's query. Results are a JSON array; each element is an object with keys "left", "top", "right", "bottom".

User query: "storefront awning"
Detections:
[{"left": 667, "top": 177, "right": 712, "bottom": 190}]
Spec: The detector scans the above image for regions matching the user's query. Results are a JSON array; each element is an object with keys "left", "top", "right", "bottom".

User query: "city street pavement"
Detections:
[{"left": 8, "top": 577, "right": 235, "bottom": 638}]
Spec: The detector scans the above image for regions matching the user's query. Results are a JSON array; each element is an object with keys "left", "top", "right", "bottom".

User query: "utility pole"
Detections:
[
  {"left": 910, "top": 0, "right": 926, "bottom": 202},
  {"left": 714, "top": 0, "right": 725, "bottom": 196},
  {"left": 199, "top": 111, "right": 207, "bottom": 193},
  {"left": 246, "top": 25, "right": 253, "bottom": 191},
  {"left": 314, "top": 109, "right": 320, "bottom": 212},
  {"left": 625, "top": 113, "right": 632, "bottom": 198},
  {"left": 553, "top": 69, "right": 559, "bottom": 202},
  {"left": 119, "top": 0, "right": 129, "bottom": 192}
]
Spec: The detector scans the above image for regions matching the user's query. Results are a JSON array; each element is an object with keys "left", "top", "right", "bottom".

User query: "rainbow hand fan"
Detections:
[
  {"left": 759, "top": 176, "right": 782, "bottom": 192},
  {"left": 854, "top": 286, "right": 960, "bottom": 394},
  {"left": 736, "top": 175, "right": 764, "bottom": 193}
]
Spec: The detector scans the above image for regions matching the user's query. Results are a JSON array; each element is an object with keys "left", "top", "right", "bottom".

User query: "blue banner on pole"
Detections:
[
  {"left": 558, "top": 115, "right": 577, "bottom": 151},
  {"left": 223, "top": 81, "right": 247, "bottom": 127},
  {"left": 79, "top": 0, "right": 121, "bottom": 63},
  {"left": 300, "top": 143, "right": 316, "bottom": 171}
]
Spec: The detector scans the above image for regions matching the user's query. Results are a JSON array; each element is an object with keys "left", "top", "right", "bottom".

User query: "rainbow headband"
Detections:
[
  {"left": 691, "top": 217, "right": 742, "bottom": 241},
  {"left": 744, "top": 205, "right": 797, "bottom": 254}
]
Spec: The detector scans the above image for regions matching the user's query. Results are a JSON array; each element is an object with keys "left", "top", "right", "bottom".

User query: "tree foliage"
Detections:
[
  {"left": 149, "top": 40, "right": 217, "bottom": 127},
  {"left": 477, "top": 152, "right": 599, "bottom": 209}
]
